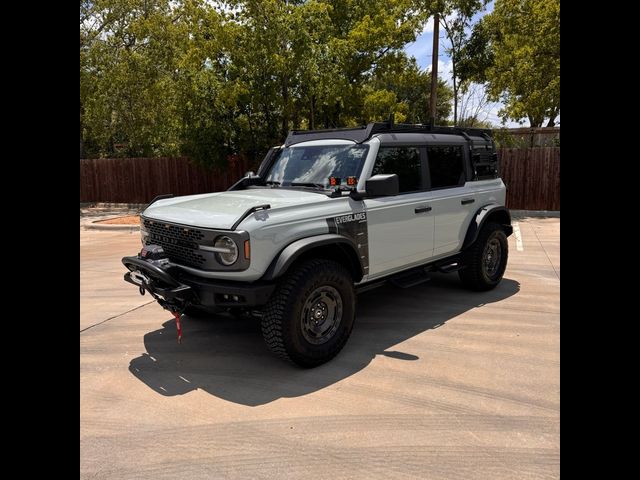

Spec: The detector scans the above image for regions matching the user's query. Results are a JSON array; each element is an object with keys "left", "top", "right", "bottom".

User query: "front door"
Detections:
[{"left": 365, "top": 146, "right": 435, "bottom": 278}]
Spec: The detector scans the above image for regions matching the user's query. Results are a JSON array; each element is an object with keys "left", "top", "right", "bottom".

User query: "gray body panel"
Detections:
[
  {"left": 141, "top": 132, "right": 507, "bottom": 284},
  {"left": 145, "top": 189, "right": 331, "bottom": 230}
]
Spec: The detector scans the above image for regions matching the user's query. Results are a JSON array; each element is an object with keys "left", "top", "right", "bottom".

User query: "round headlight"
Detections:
[{"left": 214, "top": 236, "right": 238, "bottom": 266}]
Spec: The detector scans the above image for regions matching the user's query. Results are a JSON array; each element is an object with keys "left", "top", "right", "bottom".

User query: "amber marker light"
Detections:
[{"left": 244, "top": 240, "right": 251, "bottom": 259}]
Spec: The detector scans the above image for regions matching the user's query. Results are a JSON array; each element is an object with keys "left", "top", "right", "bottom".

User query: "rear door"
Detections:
[
  {"left": 425, "top": 144, "right": 477, "bottom": 257},
  {"left": 365, "top": 146, "right": 435, "bottom": 278}
]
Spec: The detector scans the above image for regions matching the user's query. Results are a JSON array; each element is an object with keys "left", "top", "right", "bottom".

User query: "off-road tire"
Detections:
[
  {"left": 261, "top": 259, "right": 356, "bottom": 367},
  {"left": 459, "top": 222, "right": 509, "bottom": 291}
]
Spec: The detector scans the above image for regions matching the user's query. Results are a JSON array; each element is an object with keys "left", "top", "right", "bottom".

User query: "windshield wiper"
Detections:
[
  {"left": 290, "top": 182, "right": 327, "bottom": 189},
  {"left": 264, "top": 180, "right": 281, "bottom": 187}
]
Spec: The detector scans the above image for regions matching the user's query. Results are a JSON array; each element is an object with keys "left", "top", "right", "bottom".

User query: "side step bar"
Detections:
[
  {"left": 390, "top": 269, "right": 431, "bottom": 289},
  {"left": 437, "top": 262, "right": 462, "bottom": 273},
  {"left": 355, "top": 257, "right": 462, "bottom": 294}
]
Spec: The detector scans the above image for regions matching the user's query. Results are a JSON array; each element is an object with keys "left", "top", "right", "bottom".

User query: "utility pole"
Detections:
[{"left": 429, "top": 13, "right": 439, "bottom": 123}]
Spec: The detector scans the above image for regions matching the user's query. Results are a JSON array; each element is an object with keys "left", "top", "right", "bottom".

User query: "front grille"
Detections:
[{"left": 143, "top": 219, "right": 206, "bottom": 267}]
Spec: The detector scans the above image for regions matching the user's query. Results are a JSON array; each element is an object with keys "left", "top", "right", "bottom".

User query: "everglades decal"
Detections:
[
  {"left": 327, "top": 211, "right": 370, "bottom": 273},
  {"left": 335, "top": 212, "right": 366, "bottom": 224}
]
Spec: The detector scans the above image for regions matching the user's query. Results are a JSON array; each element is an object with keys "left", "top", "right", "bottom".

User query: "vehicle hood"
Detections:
[{"left": 143, "top": 188, "right": 330, "bottom": 230}]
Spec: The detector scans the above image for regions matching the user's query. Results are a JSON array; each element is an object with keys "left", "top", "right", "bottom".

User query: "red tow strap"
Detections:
[{"left": 171, "top": 311, "right": 183, "bottom": 343}]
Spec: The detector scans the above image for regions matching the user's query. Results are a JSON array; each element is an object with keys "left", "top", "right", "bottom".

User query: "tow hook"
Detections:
[
  {"left": 156, "top": 301, "right": 186, "bottom": 343},
  {"left": 171, "top": 310, "right": 183, "bottom": 344},
  {"left": 139, "top": 286, "right": 145, "bottom": 296}
]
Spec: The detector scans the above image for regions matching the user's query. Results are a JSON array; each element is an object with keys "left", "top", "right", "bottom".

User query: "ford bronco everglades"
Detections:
[{"left": 122, "top": 121, "right": 512, "bottom": 367}]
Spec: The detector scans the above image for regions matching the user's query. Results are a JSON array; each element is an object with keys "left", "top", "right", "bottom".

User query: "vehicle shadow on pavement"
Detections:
[{"left": 129, "top": 274, "right": 519, "bottom": 406}]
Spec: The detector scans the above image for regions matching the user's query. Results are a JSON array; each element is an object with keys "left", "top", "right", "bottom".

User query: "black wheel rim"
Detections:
[
  {"left": 301, "top": 286, "right": 343, "bottom": 345},
  {"left": 483, "top": 237, "right": 502, "bottom": 278}
]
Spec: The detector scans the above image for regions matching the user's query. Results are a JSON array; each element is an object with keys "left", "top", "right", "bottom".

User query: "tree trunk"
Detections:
[
  {"left": 292, "top": 101, "right": 300, "bottom": 130},
  {"left": 334, "top": 101, "right": 341, "bottom": 127},
  {"left": 309, "top": 95, "right": 315, "bottom": 130},
  {"left": 452, "top": 74, "right": 458, "bottom": 126},
  {"left": 429, "top": 13, "right": 439, "bottom": 122},
  {"left": 281, "top": 76, "right": 289, "bottom": 140},
  {"left": 80, "top": 99, "right": 84, "bottom": 159},
  {"left": 247, "top": 106, "right": 257, "bottom": 163}
]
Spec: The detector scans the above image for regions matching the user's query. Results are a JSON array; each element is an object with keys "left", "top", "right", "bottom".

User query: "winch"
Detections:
[{"left": 122, "top": 244, "right": 195, "bottom": 343}]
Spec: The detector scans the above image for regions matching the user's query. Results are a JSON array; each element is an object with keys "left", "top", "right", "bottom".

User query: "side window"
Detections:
[
  {"left": 427, "top": 145, "right": 465, "bottom": 189},
  {"left": 372, "top": 147, "right": 422, "bottom": 193}
]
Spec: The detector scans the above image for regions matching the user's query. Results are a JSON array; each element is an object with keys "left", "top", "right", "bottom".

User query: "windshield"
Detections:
[{"left": 264, "top": 144, "right": 369, "bottom": 189}]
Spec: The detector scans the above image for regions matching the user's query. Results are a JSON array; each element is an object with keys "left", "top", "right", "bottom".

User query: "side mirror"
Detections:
[
  {"left": 244, "top": 171, "right": 255, "bottom": 177},
  {"left": 365, "top": 174, "right": 399, "bottom": 197}
]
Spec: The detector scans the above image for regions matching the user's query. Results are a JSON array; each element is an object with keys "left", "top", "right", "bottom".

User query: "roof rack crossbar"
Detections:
[{"left": 284, "top": 122, "right": 492, "bottom": 146}]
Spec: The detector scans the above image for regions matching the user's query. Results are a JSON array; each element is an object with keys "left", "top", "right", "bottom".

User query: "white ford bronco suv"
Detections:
[{"left": 122, "top": 121, "right": 512, "bottom": 367}]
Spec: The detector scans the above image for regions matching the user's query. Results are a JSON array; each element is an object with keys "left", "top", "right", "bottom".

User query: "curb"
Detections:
[
  {"left": 81, "top": 202, "right": 146, "bottom": 209},
  {"left": 83, "top": 214, "right": 140, "bottom": 231},
  {"left": 510, "top": 210, "right": 560, "bottom": 218},
  {"left": 84, "top": 223, "right": 140, "bottom": 231}
]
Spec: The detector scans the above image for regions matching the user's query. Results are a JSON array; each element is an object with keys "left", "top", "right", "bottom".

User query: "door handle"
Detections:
[
  {"left": 415, "top": 206, "right": 432, "bottom": 214},
  {"left": 461, "top": 199, "right": 475, "bottom": 205}
]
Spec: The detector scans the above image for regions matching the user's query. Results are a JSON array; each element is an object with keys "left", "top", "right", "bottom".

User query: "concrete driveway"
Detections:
[{"left": 80, "top": 216, "right": 560, "bottom": 479}]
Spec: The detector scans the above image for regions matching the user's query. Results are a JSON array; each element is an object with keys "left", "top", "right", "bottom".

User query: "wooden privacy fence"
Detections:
[
  {"left": 80, "top": 156, "right": 249, "bottom": 204},
  {"left": 499, "top": 147, "right": 560, "bottom": 211},
  {"left": 497, "top": 127, "right": 560, "bottom": 148},
  {"left": 80, "top": 148, "right": 560, "bottom": 210}
]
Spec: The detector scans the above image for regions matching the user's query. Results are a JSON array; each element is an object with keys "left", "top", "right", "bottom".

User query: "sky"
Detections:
[{"left": 403, "top": 1, "right": 522, "bottom": 127}]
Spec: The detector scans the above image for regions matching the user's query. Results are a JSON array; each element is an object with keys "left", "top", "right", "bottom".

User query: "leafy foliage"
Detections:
[
  {"left": 80, "top": 0, "right": 453, "bottom": 165},
  {"left": 458, "top": 0, "right": 560, "bottom": 126},
  {"left": 435, "top": 1, "right": 488, "bottom": 125}
]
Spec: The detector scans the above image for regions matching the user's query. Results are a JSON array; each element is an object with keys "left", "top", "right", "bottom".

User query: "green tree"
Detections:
[
  {"left": 459, "top": 0, "right": 560, "bottom": 126},
  {"left": 81, "top": 0, "right": 457, "bottom": 165},
  {"left": 437, "top": 0, "right": 488, "bottom": 126},
  {"left": 174, "top": 3, "right": 240, "bottom": 166},
  {"left": 456, "top": 17, "right": 494, "bottom": 84},
  {"left": 81, "top": 0, "right": 191, "bottom": 157},
  {"left": 369, "top": 52, "right": 453, "bottom": 123},
  {"left": 223, "top": 0, "right": 434, "bottom": 160}
]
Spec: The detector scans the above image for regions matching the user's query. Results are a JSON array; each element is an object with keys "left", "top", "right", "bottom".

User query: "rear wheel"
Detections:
[
  {"left": 459, "top": 222, "right": 509, "bottom": 291},
  {"left": 261, "top": 259, "right": 355, "bottom": 367}
]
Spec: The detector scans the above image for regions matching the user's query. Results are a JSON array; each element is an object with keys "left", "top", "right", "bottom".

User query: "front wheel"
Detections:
[
  {"left": 459, "top": 222, "right": 509, "bottom": 291},
  {"left": 261, "top": 259, "right": 356, "bottom": 367}
]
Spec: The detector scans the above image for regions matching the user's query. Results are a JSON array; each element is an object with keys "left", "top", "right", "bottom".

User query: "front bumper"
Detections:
[
  {"left": 177, "top": 273, "right": 276, "bottom": 308},
  {"left": 122, "top": 256, "right": 276, "bottom": 309}
]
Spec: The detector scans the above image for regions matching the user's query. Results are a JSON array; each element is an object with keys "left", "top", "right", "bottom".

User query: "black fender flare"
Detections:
[
  {"left": 462, "top": 204, "right": 513, "bottom": 249},
  {"left": 262, "top": 234, "right": 363, "bottom": 281}
]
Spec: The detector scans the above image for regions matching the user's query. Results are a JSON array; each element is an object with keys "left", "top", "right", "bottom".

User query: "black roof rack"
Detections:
[{"left": 284, "top": 122, "right": 492, "bottom": 146}]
